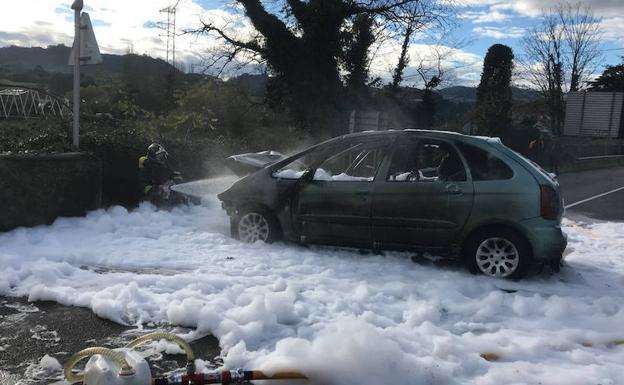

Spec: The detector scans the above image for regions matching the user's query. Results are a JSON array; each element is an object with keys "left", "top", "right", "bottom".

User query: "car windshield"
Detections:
[
  {"left": 272, "top": 137, "right": 390, "bottom": 180},
  {"left": 313, "top": 141, "right": 389, "bottom": 181}
]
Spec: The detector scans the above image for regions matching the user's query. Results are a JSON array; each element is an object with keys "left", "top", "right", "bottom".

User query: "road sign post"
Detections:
[
  {"left": 69, "top": 1, "right": 102, "bottom": 149},
  {"left": 71, "top": 0, "right": 83, "bottom": 149}
]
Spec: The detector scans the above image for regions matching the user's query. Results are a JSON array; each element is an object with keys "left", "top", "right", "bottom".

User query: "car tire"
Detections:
[
  {"left": 231, "top": 206, "right": 281, "bottom": 243},
  {"left": 462, "top": 228, "right": 532, "bottom": 280}
]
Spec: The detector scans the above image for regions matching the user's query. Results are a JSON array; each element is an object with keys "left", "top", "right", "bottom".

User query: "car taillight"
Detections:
[{"left": 540, "top": 184, "right": 560, "bottom": 220}]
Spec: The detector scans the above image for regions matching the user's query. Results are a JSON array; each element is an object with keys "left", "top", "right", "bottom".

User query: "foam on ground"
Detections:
[{"left": 1, "top": 187, "right": 623, "bottom": 384}]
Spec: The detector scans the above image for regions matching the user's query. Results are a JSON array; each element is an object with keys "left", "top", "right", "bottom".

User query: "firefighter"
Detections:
[{"left": 138, "top": 143, "right": 178, "bottom": 203}]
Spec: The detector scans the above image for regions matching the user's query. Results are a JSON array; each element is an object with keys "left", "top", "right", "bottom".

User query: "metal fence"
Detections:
[
  {"left": 0, "top": 85, "right": 71, "bottom": 119},
  {"left": 564, "top": 92, "right": 623, "bottom": 138},
  {"left": 348, "top": 110, "right": 389, "bottom": 133}
]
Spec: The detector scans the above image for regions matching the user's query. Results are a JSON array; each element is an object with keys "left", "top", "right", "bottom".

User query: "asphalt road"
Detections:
[
  {"left": 0, "top": 297, "right": 220, "bottom": 385},
  {"left": 558, "top": 166, "right": 624, "bottom": 222},
  {"left": 1, "top": 165, "right": 623, "bottom": 384}
]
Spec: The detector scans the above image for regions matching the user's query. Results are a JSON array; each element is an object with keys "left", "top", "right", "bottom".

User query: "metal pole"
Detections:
[
  {"left": 172, "top": 8, "right": 176, "bottom": 69},
  {"left": 72, "top": 1, "right": 83, "bottom": 149}
]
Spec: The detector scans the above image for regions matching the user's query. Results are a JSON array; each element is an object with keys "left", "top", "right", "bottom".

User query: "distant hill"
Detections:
[
  {"left": 0, "top": 44, "right": 182, "bottom": 78},
  {"left": 0, "top": 44, "right": 541, "bottom": 127},
  {"left": 439, "top": 86, "right": 540, "bottom": 103},
  {"left": 0, "top": 45, "right": 208, "bottom": 98}
]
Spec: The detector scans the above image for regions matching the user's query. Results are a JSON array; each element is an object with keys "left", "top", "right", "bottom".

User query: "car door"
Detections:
[
  {"left": 371, "top": 135, "right": 474, "bottom": 249},
  {"left": 293, "top": 136, "right": 393, "bottom": 248}
]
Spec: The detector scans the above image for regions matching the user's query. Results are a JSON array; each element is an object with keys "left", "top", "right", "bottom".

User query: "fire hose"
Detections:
[
  {"left": 154, "top": 369, "right": 307, "bottom": 385},
  {"left": 63, "top": 331, "right": 307, "bottom": 385}
]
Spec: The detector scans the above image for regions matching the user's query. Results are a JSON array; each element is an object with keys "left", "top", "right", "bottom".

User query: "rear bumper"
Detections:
[{"left": 520, "top": 217, "right": 568, "bottom": 261}]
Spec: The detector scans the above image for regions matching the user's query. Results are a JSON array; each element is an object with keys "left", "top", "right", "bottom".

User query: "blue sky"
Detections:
[
  {"left": 1, "top": 0, "right": 623, "bottom": 87},
  {"left": 455, "top": 2, "right": 623, "bottom": 66}
]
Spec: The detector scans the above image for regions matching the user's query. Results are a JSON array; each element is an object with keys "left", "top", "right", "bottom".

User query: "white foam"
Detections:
[{"left": 1, "top": 200, "right": 624, "bottom": 384}]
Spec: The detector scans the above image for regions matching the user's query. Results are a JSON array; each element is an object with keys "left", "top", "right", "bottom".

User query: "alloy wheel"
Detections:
[
  {"left": 475, "top": 237, "right": 520, "bottom": 278},
  {"left": 238, "top": 212, "right": 270, "bottom": 242}
]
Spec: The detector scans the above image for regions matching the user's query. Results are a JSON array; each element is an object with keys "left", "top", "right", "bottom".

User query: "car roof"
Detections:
[{"left": 338, "top": 129, "right": 500, "bottom": 146}]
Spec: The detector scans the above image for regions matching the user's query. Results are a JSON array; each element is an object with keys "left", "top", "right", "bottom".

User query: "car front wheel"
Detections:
[
  {"left": 231, "top": 207, "right": 280, "bottom": 243},
  {"left": 463, "top": 229, "right": 532, "bottom": 279}
]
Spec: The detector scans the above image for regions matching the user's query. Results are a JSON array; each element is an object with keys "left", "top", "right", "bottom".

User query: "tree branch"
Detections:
[
  {"left": 236, "top": 0, "right": 297, "bottom": 43},
  {"left": 285, "top": 0, "right": 308, "bottom": 21},
  {"left": 199, "top": 22, "right": 265, "bottom": 54},
  {"left": 344, "top": 0, "right": 417, "bottom": 17}
]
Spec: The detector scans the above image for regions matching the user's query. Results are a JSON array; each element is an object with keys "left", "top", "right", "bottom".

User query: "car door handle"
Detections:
[
  {"left": 445, "top": 184, "right": 462, "bottom": 195},
  {"left": 355, "top": 190, "right": 368, "bottom": 196}
]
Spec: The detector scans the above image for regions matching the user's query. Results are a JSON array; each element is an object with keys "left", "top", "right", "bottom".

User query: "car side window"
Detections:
[
  {"left": 455, "top": 142, "right": 514, "bottom": 181},
  {"left": 313, "top": 139, "right": 390, "bottom": 182},
  {"left": 386, "top": 140, "right": 466, "bottom": 182}
]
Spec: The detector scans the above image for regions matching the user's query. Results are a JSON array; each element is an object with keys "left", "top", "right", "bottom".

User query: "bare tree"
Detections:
[
  {"left": 557, "top": 3, "right": 603, "bottom": 92},
  {"left": 387, "top": 43, "right": 458, "bottom": 128},
  {"left": 414, "top": 51, "right": 443, "bottom": 127},
  {"left": 522, "top": 13, "right": 565, "bottom": 134},
  {"left": 521, "top": 2, "right": 602, "bottom": 135}
]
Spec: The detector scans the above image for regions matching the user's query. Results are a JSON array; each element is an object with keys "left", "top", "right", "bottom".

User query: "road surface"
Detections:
[{"left": 559, "top": 166, "right": 624, "bottom": 221}]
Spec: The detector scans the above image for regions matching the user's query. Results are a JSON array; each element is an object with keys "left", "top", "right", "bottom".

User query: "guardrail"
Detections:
[{"left": 576, "top": 155, "right": 624, "bottom": 161}]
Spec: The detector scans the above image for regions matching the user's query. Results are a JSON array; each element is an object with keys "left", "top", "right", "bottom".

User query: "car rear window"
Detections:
[{"left": 456, "top": 142, "right": 513, "bottom": 181}]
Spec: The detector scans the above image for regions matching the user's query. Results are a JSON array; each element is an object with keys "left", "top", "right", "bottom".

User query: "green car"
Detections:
[{"left": 218, "top": 130, "right": 567, "bottom": 279}]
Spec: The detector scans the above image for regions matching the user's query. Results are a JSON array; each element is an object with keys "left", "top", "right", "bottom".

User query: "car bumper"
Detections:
[{"left": 520, "top": 218, "right": 568, "bottom": 261}]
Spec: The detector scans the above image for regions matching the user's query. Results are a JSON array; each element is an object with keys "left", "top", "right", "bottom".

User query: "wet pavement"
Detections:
[
  {"left": 558, "top": 166, "right": 624, "bottom": 222},
  {"left": 0, "top": 297, "right": 220, "bottom": 384}
]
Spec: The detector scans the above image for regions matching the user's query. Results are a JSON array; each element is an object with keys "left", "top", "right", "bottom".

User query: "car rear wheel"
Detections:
[
  {"left": 231, "top": 207, "right": 280, "bottom": 243},
  {"left": 463, "top": 229, "right": 532, "bottom": 280}
]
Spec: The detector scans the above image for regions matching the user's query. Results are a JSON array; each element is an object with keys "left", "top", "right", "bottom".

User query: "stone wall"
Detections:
[{"left": 0, "top": 152, "right": 102, "bottom": 231}]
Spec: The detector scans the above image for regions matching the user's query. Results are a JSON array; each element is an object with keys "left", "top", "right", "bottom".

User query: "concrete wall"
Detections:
[{"left": 0, "top": 152, "right": 102, "bottom": 231}]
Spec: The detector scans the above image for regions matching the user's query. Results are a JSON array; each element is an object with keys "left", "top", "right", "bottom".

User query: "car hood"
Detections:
[{"left": 224, "top": 150, "right": 286, "bottom": 176}]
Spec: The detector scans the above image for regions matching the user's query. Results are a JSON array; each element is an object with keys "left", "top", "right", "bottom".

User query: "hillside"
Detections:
[
  {"left": 439, "top": 85, "right": 540, "bottom": 103},
  {"left": 0, "top": 45, "right": 206, "bottom": 97},
  {"left": 0, "top": 44, "right": 182, "bottom": 78}
]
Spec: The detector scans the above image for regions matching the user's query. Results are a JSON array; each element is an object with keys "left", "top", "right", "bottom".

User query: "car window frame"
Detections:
[
  {"left": 269, "top": 138, "right": 343, "bottom": 179},
  {"left": 454, "top": 141, "right": 515, "bottom": 182},
  {"left": 381, "top": 134, "right": 469, "bottom": 184}
]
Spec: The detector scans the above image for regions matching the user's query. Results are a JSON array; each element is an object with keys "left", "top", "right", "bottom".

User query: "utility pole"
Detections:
[
  {"left": 71, "top": 0, "right": 83, "bottom": 149},
  {"left": 158, "top": 1, "right": 180, "bottom": 68}
]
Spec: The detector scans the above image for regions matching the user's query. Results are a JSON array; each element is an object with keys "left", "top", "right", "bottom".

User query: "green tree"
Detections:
[
  {"left": 200, "top": 0, "right": 452, "bottom": 137},
  {"left": 474, "top": 44, "right": 514, "bottom": 138},
  {"left": 588, "top": 60, "right": 624, "bottom": 92}
]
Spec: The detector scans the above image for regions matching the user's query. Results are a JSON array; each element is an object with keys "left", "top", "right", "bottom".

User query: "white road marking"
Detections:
[{"left": 565, "top": 186, "right": 624, "bottom": 209}]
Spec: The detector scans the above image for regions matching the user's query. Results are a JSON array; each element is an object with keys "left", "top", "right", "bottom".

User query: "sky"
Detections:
[{"left": 0, "top": 0, "right": 623, "bottom": 87}]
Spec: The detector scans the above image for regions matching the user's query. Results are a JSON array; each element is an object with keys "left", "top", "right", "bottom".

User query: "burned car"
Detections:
[{"left": 218, "top": 130, "right": 567, "bottom": 279}]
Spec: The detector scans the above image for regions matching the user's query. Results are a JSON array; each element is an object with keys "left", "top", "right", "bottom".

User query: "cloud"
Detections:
[
  {"left": 460, "top": 10, "right": 512, "bottom": 24},
  {"left": 473, "top": 26, "right": 526, "bottom": 39},
  {"left": 0, "top": 0, "right": 488, "bottom": 85},
  {"left": 369, "top": 40, "right": 484, "bottom": 87},
  {"left": 0, "top": 0, "right": 256, "bottom": 70},
  {"left": 460, "top": 0, "right": 623, "bottom": 19},
  {"left": 600, "top": 17, "right": 624, "bottom": 47}
]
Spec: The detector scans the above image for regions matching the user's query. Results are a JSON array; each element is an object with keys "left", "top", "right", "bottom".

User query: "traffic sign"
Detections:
[{"left": 68, "top": 13, "right": 102, "bottom": 66}]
